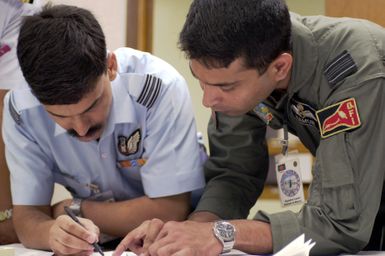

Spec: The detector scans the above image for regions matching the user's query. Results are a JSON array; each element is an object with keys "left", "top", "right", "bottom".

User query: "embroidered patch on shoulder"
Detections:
[
  {"left": 316, "top": 98, "right": 361, "bottom": 138},
  {"left": 118, "top": 129, "right": 141, "bottom": 156},
  {"left": 137, "top": 74, "right": 162, "bottom": 109},
  {"left": 0, "top": 44, "right": 11, "bottom": 58},
  {"left": 290, "top": 98, "right": 317, "bottom": 128},
  {"left": 324, "top": 50, "right": 358, "bottom": 88},
  {"left": 253, "top": 103, "right": 273, "bottom": 125}
]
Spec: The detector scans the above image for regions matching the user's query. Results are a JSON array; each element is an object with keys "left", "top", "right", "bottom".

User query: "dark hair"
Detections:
[
  {"left": 17, "top": 4, "right": 107, "bottom": 105},
  {"left": 179, "top": 0, "right": 291, "bottom": 73}
]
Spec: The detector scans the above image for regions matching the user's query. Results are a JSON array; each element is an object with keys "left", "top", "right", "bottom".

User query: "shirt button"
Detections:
[{"left": 101, "top": 153, "right": 108, "bottom": 159}]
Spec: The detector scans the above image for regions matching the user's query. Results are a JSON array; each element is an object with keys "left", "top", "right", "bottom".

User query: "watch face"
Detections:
[{"left": 216, "top": 222, "right": 235, "bottom": 242}]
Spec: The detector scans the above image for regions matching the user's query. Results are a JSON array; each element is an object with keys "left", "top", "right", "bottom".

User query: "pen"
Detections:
[{"left": 64, "top": 206, "right": 104, "bottom": 256}]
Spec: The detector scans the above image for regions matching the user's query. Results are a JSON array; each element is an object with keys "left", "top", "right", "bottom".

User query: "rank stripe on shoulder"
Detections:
[
  {"left": 137, "top": 75, "right": 162, "bottom": 109},
  {"left": 8, "top": 93, "right": 21, "bottom": 125},
  {"left": 324, "top": 50, "right": 357, "bottom": 87}
]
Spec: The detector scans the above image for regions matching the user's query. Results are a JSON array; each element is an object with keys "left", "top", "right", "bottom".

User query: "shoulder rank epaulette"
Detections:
[
  {"left": 136, "top": 74, "right": 162, "bottom": 109},
  {"left": 8, "top": 93, "right": 22, "bottom": 125},
  {"left": 324, "top": 50, "right": 358, "bottom": 88}
]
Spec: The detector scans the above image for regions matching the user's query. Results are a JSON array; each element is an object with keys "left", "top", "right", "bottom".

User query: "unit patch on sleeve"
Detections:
[
  {"left": 316, "top": 98, "right": 361, "bottom": 138},
  {"left": 290, "top": 98, "right": 317, "bottom": 128},
  {"left": 118, "top": 129, "right": 141, "bottom": 155}
]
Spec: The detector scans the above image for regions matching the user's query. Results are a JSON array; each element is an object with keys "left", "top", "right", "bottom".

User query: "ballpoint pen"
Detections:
[{"left": 64, "top": 206, "right": 104, "bottom": 256}]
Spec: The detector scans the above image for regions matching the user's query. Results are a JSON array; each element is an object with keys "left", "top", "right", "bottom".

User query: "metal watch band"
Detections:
[
  {"left": 0, "top": 208, "right": 12, "bottom": 222},
  {"left": 213, "top": 220, "right": 236, "bottom": 253},
  {"left": 69, "top": 198, "right": 83, "bottom": 217}
]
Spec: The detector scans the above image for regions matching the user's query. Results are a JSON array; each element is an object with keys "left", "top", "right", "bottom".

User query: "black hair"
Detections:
[
  {"left": 17, "top": 4, "right": 107, "bottom": 104},
  {"left": 179, "top": 0, "right": 291, "bottom": 73}
]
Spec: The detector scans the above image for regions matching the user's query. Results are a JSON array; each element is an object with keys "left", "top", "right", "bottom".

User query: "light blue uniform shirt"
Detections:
[{"left": 3, "top": 48, "right": 205, "bottom": 205}]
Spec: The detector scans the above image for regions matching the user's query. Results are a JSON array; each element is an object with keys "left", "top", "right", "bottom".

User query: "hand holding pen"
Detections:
[{"left": 62, "top": 206, "right": 104, "bottom": 256}]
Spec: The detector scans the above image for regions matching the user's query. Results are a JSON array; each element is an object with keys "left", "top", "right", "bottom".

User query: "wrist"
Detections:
[
  {"left": 69, "top": 198, "right": 83, "bottom": 217},
  {"left": 212, "top": 220, "right": 236, "bottom": 253}
]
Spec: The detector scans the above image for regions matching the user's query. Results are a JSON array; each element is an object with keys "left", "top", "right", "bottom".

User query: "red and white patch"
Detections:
[{"left": 316, "top": 98, "right": 361, "bottom": 138}]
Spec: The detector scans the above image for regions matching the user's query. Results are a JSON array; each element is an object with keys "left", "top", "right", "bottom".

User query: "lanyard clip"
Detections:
[{"left": 281, "top": 123, "right": 289, "bottom": 156}]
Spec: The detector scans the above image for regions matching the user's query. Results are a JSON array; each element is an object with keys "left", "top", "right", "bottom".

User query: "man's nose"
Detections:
[
  {"left": 202, "top": 84, "right": 220, "bottom": 108},
  {"left": 71, "top": 116, "right": 90, "bottom": 137}
]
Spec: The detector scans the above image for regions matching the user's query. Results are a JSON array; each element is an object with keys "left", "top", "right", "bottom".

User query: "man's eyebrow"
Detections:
[
  {"left": 47, "top": 97, "right": 101, "bottom": 118},
  {"left": 188, "top": 64, "right": 237, "bottom": 87}
]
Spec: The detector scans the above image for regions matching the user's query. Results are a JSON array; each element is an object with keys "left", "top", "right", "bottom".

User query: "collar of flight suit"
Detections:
[{"left": 287, "top": 13, "right": 319, "bottom": 98}]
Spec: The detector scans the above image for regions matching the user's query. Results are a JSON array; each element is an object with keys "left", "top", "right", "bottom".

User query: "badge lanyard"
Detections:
[{"left": 274, "top": 112, "right": 305, "bottom": 207}]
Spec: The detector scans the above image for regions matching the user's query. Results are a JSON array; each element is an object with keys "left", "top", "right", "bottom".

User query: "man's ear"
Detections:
[
  {"left": 268, "top": 53, "right": 293, "bottom": 82},
  {"left": 107, "top": 52, "right": 118, "bottom": 81}
]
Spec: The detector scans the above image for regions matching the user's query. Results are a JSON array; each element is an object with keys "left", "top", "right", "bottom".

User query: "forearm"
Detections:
[
  {"left": 232, "top": 219, "right": 273, "bottom": 254},
  {"left": 0, "top": 161, "right": 16, "bottom": 244},
  {"left": 13, "top": 205, "right": 54, "bottom": 249},
  {"left": 0, "top": 89, "right": 18, "bottom": 244},
  {"left": 189, "top": 211, "right": 220, "bottom": 222},
  {"left": 81, "top": 193, "right": 190, "bottom": 237}
]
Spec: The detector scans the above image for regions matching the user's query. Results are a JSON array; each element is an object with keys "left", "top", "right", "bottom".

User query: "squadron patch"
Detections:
[
  {"left": 290, "top": 98, "right": 317, "bottom": 128},
  {"left": 118, "top": 129, "right": 141, "bottom": 155},
  {"left": 316, "top": 98, "right": 361, "bottom": 138},
  {"left": 0, "top": 44, "right": 11, "bottom": 58},
  {"left": 253, "top": 103, "right": 273, "bottom": 124}
]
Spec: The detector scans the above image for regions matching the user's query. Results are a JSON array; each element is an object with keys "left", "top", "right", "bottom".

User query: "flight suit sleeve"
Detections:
[
  {"left": 254, "top": 79, "right": 385, "bottom": 255},
  {"left": 194, "top": 112, "right": 269, "bottom": 219}
]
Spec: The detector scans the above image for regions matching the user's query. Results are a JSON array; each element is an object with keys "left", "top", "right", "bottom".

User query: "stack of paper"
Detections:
[{"left": 274, "top": 234, "right": 315, "bottom": 256}]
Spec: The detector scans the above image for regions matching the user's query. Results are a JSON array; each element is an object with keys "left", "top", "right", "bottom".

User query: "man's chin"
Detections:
[{"left": 76, "top": 135, "right": 99, "bottom": 142}]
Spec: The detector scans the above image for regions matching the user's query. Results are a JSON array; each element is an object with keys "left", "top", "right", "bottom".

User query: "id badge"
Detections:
[{"left": 275, "top": 154, "right": 305, "bottom": 207}]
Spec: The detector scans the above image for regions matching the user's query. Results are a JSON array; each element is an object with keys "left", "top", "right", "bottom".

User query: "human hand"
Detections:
[
  {"left": 113, "top": 218, "right": 165, "bottom": 256},
  {"left": 49, "top": 215, "right": 100, "bottom": 256},
  {"left": 142, "top": 221, "right": 222, "bottom": 256}
]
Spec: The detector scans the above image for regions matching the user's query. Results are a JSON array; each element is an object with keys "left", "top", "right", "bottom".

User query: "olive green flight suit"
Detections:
[{"left": 194, "top": 13, "right": 385, "bottom": 255}]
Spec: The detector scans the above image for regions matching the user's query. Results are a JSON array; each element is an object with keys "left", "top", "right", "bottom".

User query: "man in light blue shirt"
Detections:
[{"left": 2, "top": 4, "right": 204, "bottom": 254}]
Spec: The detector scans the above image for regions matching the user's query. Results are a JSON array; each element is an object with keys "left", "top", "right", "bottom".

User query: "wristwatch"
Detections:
[
  {"left": 213, "top": 220, "right": 236, "bottom": 253},
  {"left": 69, "top": 198, "right": 83, "bottom": 217},
  {"left": 0, "top": 209, "right": 12, "bottom": 222}
]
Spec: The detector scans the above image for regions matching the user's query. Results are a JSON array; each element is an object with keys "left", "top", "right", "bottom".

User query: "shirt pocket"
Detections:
[
  {"left": 117, "top": 160, "right": 143, "bottom": 181},
  {"left": 318, "top": 133, "right": 360, "bottom": 221}
]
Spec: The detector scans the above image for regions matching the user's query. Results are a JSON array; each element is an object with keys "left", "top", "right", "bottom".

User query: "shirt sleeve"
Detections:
[
  {"left": 254, "top": 79, "right": 385, "bottom": 254},
  {"left": 2, "top": 92, "right": 55, "bottom": 205},
  {"left": 139, "top": 75, "right": 205, "bottom": 198},
  {"left": 194, "top": 112, "right": 269, "bottom": 219}
]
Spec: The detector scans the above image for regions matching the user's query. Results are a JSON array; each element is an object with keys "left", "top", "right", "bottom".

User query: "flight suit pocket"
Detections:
[{"left": 318, "top": 134, "right": 360, "bottom": 221}]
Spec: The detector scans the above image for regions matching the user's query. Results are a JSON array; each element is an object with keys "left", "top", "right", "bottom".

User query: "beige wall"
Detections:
[{"left": 41, "top": 0, "right": 127, "bottom": 51}]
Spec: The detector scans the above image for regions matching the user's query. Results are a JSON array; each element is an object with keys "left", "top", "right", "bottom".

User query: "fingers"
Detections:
[
  {"left": 49, "top": 215, "right": 99, "bottom": 255},
  {"left": 142, "top": 218, "right": 165, "bottom": 250},
  {"left": 113, "top": 218, "right": 165, "bottom": 256}
]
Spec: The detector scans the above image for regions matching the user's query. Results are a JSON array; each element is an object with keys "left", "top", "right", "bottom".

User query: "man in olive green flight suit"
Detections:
[{"left": 113, "top": 0, "right": 385, "bottom": 255}]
